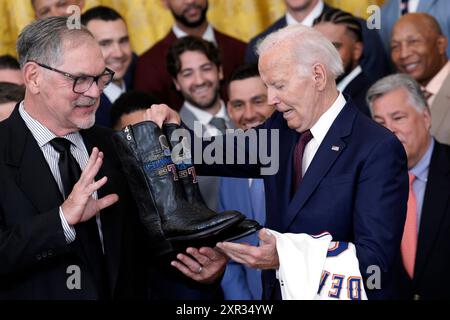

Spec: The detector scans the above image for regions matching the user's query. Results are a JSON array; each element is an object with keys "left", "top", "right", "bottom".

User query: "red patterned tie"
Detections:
[
  {"left": 292, "top": 130, "right": 313, "bottom": 196},
  {"left": 401, "top": 173, "right": 417, "bottom": 278}
]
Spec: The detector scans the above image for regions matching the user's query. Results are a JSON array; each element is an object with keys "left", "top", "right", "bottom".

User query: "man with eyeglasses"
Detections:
[{"left": 0, "top": 17, "right": 223, "bottom": 300}]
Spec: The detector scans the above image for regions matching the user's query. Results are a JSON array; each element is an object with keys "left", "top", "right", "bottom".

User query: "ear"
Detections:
[
  {"left": 437, "top": 35, "right": 448, "bottom": 56},
  {"left": 352, "top": 41, "right": 364, "bottom": 63},
  {"left": 312, "top": 63, "right": 327, "bottom": 91},
  {"left": 23, "top": 62, "right": 41, "bottom": 95},
  {"left": 422, "top": 107, "right": 432, "bottom": 131},
  {"left": 173, "top": 78, "right": 181, "bottom": 91}
]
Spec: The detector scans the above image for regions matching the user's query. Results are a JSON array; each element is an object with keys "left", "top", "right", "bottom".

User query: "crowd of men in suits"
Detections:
[{"left": 0, "top": 0, "right": 449, "bottom": 300}]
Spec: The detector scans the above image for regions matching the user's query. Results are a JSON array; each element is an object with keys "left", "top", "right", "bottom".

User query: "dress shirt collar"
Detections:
[
  {"left": 410, "top": 137, "right": 434, "bottom": 184},
  {"left": 19, "top": 101, "right": 84, "bottom": 150},
  {"left": 103, "top": 80, "right": 126, "bottom": 104},
  {"left": 309, "top": 91, "right": 347, "bottom": 146},
  {"left": 183, "top": 99, "right": 228, "bottom": 126},
  {"left": 336, "top": 65, "right": 362, "bottom": 92},
  {"left": 172, "top": 23, "right": 216, "bottom": 45},
  {"left": 285, "top": 0, "right": 324, "bottom": 27},
  {"left": 425, "top": 60, "right": 450, "bottom": 97}
]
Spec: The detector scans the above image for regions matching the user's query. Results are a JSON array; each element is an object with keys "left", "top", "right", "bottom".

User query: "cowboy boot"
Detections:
[
  {"left": 113, "top": 121, "right": 245, "bottom": 257},
  {"left": 163, "top": 123, "right": 262, "bottom": 242}
]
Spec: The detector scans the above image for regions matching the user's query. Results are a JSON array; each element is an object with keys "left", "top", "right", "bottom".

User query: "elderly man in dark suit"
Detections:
[
  {"left": 0, "top": 16, "right": 222, "bottom": 300},
  {"left": 144, "top": 24, "right": 409, "bottom": 300},
  {"left": 246, "top": 0, "right": 390, "bottom": 83},
  {"left": 134, "top": 0, "right": 246, "bottom": 111},
  {"left": 368, "top": 73, "right": 450, "bottom": 300}
]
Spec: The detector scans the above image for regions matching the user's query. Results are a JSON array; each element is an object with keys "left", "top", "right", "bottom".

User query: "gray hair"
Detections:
[
  {"left": 366, "top": 73, "right": 428, "bottom": 115},
  {"left": 256, "top": 24, "right": 344, "bottom": 79},
  {"left": 17, "top": 16, "right": 93, "bottom": 69}
]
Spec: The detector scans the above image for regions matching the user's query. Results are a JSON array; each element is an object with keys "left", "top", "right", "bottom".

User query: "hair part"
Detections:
[
  {"left": 257, "top": 24, "right": 344, "bottom": 79},
  {"left": 81, "top": 6, "right": 124, "bottom": 26},
  {"left": 313, "top": 8, "right": 363, "bottom": 42},
  {"left": 366, "top": 73, "right": 428, "bottom": 115},
  {"left": 17, "top": 16, "right": 93, "bottom": 69},
  {"left": 166, "top": 36, "right": 221, "bottom": 79}
]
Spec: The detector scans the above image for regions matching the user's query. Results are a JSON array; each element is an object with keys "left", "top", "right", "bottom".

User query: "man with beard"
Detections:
[
  {"left": 31, "top": 0, "right": 84, "bottom": 19},
  {"left": 166, "top": 36, "right": 235, "bottom": 211},
  {"left": 134, "top": 0, "right": 246, "bottom": 111},
  {"left": 245, "top": 0, "right": 390, "bottom": 83},
  {"left": 314, "top": 9, "right": 373, "bottom": 116},
  {"left": 82, "top": 6, "right": 137, "bottom": 127}
]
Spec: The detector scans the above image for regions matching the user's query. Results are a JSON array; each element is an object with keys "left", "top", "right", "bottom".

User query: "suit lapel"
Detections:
[
  {"left": 430, "top": 72, "right": 450, "bottom": 141},
  {"left": 415, "top": 142, "right": 450, "bottom": 280},
  {"left": 282, "top": 104, "right": 355, "bottom": 231},
  {"left": 5, "top": 106, "right": 63, "bottom": 213},
  {"left": 81, "top": 128, "right": 123, "bottom": 295}
]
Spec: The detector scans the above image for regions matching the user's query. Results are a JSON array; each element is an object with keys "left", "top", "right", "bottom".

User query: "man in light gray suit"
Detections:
[{"left": 166, "top": 35, "right": 234, "bottom": 211}]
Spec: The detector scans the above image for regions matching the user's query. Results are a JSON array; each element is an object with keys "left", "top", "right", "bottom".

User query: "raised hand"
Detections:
[
  {"left": 144, "top": 104, "right": 181, "bottom": 128},
  {"left": 61, "top": 147, "right": 119, "bottom": 226}
]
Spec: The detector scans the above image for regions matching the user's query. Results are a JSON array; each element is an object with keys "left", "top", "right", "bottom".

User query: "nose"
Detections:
[
  {"left": 193, "top": 71, "right": 206, "bottom": 86},
  {"left": 399, "top": 41, "right": 411, "bottom": 60},
  {"left": 243, "top": 104, "right": 256, "bottom": 121},
  {"left": 110, "top": 42, "right": 124, "bottom": 59},
  {"left": 84, "top": 80, "right": 101, "bottom": 98},
  {"left": 267, "top": 87, "right": 280, "bottom": 106}
]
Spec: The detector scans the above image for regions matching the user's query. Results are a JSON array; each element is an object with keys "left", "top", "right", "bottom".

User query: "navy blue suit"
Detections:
[
  {"left": 194, "top": 98, "right": 409, "bottom": 300},
  {"left": 95, "top": 53, "right": 137, "bottom": 128},
  {"left": 341, "top": 71, "right": 374, "bottom": 117},
  {"left": 245, "top": 4, "right": 391, "bottom": 82}
]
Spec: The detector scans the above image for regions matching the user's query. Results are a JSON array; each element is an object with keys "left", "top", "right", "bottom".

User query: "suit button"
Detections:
[{"left": 36, "top": 254, "right": 42, "bottom": 261}]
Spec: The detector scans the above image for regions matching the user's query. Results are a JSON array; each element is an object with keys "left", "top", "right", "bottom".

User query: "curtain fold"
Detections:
[{"left": 0, "top": 0, "right": 384, "bottom": 57}]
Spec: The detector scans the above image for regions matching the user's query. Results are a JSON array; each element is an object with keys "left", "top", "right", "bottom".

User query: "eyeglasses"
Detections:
[{"left": 28, "top": 60, "right": 115, "bottom": 94}]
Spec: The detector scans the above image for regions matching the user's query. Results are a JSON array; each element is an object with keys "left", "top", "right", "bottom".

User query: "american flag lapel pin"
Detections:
[{"left": 331, "top": 145, "right": 340, "bottom": 152}]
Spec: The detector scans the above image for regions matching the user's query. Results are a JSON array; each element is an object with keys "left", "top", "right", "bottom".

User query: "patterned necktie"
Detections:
[
  {"left": 209, "top": 117, "right": 227, "bottom": 134},
  {"left": 400, "top": 0, "right": 409, "bottom": 15},
  {"left": 292, "top": 130, "right": 313, "bottom": 197},
  {"left": 401, "top": 173, "right": 417, "bottom": 279}
]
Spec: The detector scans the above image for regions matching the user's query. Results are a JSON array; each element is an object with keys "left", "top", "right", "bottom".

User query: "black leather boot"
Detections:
[
  {"left": 113, "top": 121, "right": 245, "bottom": 257},
  {"left": 163, "top": 123, "right": 262, "bottom": 242}
]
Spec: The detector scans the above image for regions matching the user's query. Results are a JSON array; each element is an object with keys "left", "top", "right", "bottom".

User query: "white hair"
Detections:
[{"left": 256, "top": 24, "right": 344, "bottom": 79}]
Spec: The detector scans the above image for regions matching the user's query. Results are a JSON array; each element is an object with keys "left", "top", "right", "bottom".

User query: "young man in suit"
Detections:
[
  {"left": 313, "top": 9, "right": 373, "bottom": 117},
  {"left": 134, "top": 0, "right": 246, "bottom": 111},
  {"left": 166, "top": 36, "right": 235, "bottom": 211},
  {"left": 144, "top": 24, "right": 409, "bottom": 300},
  {"left": 245, "top": 0, "right": 390, "bottom": 82},
  {"left": 31, "top": 0, "right": 84, "bottom": 19},
  {"left": 219, "top": 63, "right": 274, "bottom": 300},
  {"left": 82, "top": 6, "right": 137, "bottom": 128},
  {"left": 390, "top": 13, "right": 450, "bottom": 145},
  {"left": 0, "top": 16, "right": 223, "bottom": 300},
  {"left": 368, "top": 73, "right": 450, "bottom": 300}
]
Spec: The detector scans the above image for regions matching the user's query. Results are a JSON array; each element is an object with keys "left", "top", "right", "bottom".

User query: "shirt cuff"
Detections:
[{"left": 59, "top": 207, "right": 76, "bottom": 244}]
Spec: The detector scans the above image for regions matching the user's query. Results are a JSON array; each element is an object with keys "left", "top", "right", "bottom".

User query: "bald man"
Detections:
[
  {"left": 391, "top": 13, "right": 450, "bottom": 145},
  {"left": 32, "top": 0, "right": 85, "bottom": 19}
]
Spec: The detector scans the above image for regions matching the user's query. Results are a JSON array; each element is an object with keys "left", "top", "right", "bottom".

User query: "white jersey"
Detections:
[{"left": 269, "top": 230, "right": 367, "bottom": 300}]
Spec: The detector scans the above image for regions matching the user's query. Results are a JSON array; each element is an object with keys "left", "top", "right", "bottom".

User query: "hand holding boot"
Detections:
[
  {"left": 144, "top": 104, "right": 181, "bottom": 128},
  {"left": 171, "top": 247, "right": 228, "bottom": 284}
]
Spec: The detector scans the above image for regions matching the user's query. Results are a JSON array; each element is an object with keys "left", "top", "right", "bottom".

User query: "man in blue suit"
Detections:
[
  {"left": 219, "top": 64, "right": 274, "bottom": 299},
  {"left": 82, "top": 6, "right": 137, "bottom": 128},
  {"left": 144, "top": 24, "right": 409, "bottom": 300},
  {"left": 245, "top": 0, "right": 390, "bottom": 82}
]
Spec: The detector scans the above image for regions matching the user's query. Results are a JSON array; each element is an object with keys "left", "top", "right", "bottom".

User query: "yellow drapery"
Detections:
[{"left": 0, "top": 0, "right": 384, "bottom": 57}]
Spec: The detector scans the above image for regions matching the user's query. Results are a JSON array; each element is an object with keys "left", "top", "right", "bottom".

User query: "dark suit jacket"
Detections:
[
  {"left": 194, "top": 98, "right": 409, "bottom": 300},
  {"left": 95, "top": 53, "right": 138, "bottom": 128},
  {"left": 134, "top": 28, "right": 246, "bottom": 111},
  {"left": 245, "top": 4, "right": 391, "bottom": 82},
  {"left": 396, "top": 141, "right": 450, "bottom": 299},
  {"left": 341, "top": 71, "right": 374, "bottom": 117},
  {"left": 0, "top": 105, "right": 147, "bottom": 299}
]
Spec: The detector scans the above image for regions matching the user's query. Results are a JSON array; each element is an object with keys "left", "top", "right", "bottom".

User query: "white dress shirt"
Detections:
[
  {"left": 302, "top": 92, "right": 347, "bottom": 176},
  {"left": 336, "top": 65, "right": 362, "bottom": 92},
  {"left": 286, "top": 0, "right": 324, "bottom": 27},
  {"left": 103, "top": 80, "right": 126, "bottom": 104},
  {"left": 172, "top": 23, "right": 217, "bottom": 45},
  {"left": 183, "top": 100, "right": 230, "bottom": 137}
]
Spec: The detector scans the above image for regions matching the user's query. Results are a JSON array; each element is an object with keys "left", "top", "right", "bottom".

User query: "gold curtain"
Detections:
[{"left": 0, "top": 0, "right": 384, "bottom": 57}]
